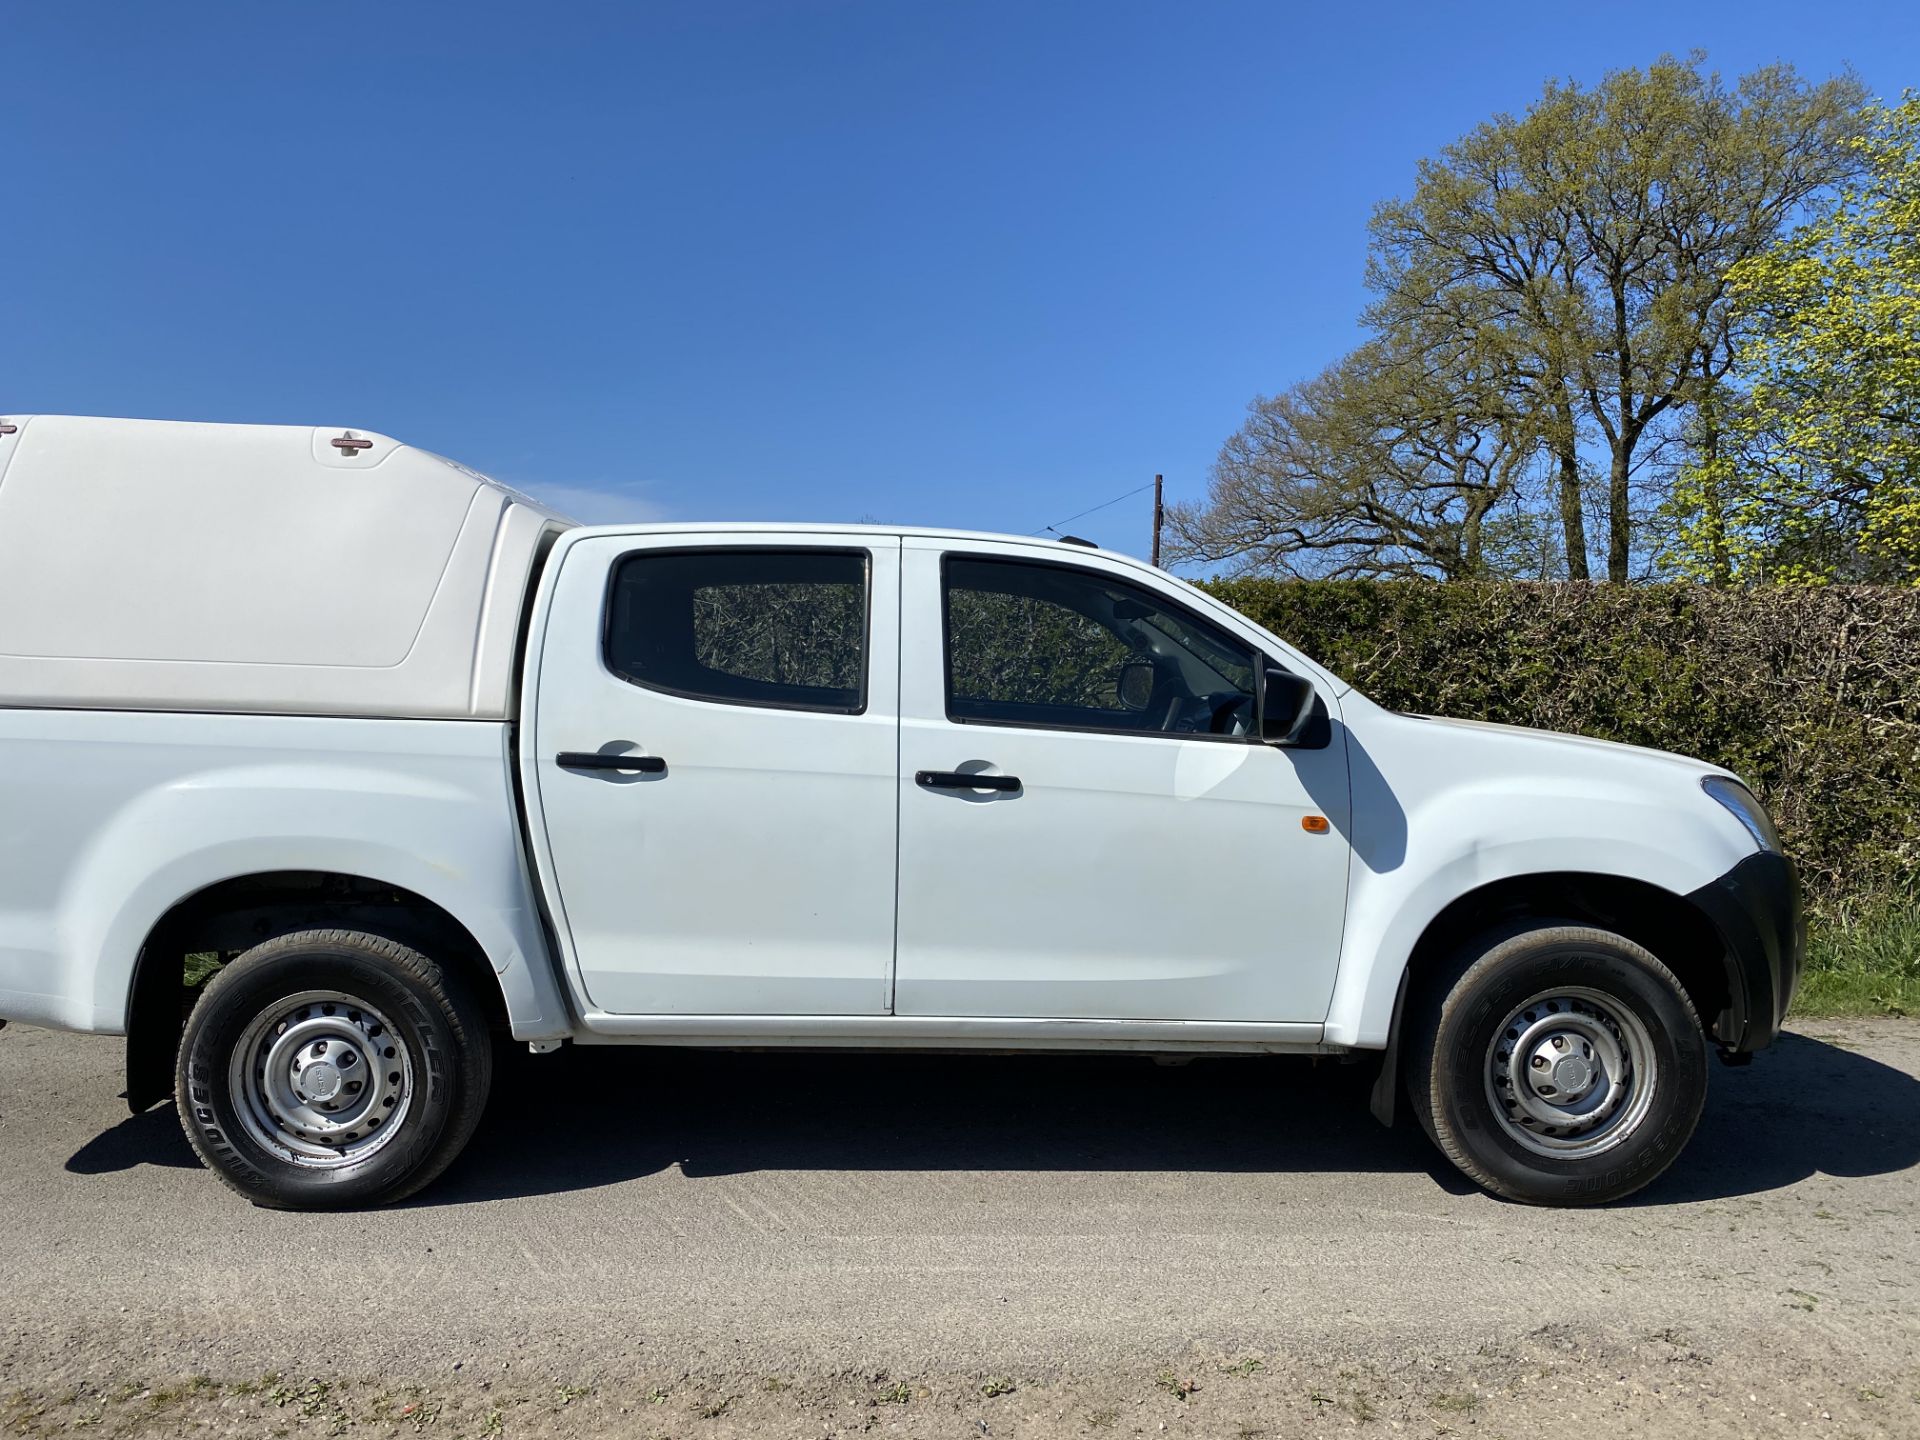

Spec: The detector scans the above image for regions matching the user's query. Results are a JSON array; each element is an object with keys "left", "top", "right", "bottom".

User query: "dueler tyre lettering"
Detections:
[{"left": 176, "top": 929, "right": 492, "bottom": 1210}]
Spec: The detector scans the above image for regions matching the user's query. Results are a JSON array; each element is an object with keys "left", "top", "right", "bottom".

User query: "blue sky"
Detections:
[{"left": 3, "top": 2, "right": 1915, "bottom": 556}]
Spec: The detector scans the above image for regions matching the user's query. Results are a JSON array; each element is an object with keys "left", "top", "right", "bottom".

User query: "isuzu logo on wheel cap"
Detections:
[{"left": 301, "top": 1061, "right": 342, "bottom": 1101}]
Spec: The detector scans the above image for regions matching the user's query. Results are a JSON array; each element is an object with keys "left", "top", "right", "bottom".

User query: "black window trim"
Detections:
[
  {"left": 600, "top": 543, "right": 874, "bottom": 717},
  {"left": 938, "top": 551, "right": 1265, "bottom": 746}
]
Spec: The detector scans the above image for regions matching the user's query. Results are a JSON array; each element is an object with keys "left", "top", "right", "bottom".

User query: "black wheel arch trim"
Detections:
[
  {"left": 123, "top": 872, "right": 511, "bottom": 1116},
  {"left": 1682, "top": 850, "right": 1805, "bottom": 1056},
  {"left": 1369, "top": 854, "right": 1804, "bottom": 1127}
]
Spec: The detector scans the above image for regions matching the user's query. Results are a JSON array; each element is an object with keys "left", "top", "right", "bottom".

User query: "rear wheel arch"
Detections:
[{"left": 126, "top": 870, "right": 508, "bottom": 1113}]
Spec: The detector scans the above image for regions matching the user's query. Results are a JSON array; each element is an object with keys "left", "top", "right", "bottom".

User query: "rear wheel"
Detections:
[
  {"left": 1408, "top": 924, "right": 1708, "bottom": 1205},
  {"left": 176, "top": 928, "right": 492, "bottom": 1209}
]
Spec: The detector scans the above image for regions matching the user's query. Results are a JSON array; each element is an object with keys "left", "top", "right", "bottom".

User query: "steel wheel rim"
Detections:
[
  {"left": 1483, "top": 985, "right": 1657, "bottom": 1159},
  {"left": 229, "top": 990, "right": 414, "bottom": 1167}
]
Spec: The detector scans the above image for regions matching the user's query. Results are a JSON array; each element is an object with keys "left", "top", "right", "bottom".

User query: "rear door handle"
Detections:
[
  {"left": 557, "top": 751, "right": 666, "bottom": 774},
  {"left": 916, "top": 769, "right": 1020, "bottom": 792}
]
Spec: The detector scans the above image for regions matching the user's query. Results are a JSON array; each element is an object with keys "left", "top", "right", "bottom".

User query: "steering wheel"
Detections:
[{"left": 1205, "top": 691, "right": 1254, "bottom": 736}]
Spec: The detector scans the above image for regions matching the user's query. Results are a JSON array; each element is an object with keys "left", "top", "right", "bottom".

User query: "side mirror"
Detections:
[
  {"left": 1115, "top": 657, "right": 1155, "bottom": 711},
  {"left": 1258, "top": 661, "right": 1315, "bottom": 746}
]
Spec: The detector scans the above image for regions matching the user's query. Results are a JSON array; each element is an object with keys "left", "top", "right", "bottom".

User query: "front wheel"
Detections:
[
  {"left": 176, "top": 928, "right": 492, "bottom": 1209},
  {"left": 1408, "top": 924, "right": 1708, "bottom": 1206}
]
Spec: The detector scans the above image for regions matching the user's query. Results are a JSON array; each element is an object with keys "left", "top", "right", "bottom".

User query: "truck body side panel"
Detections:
[{"left": 0, "top": 708, "right": 571, "bottom": 1039}]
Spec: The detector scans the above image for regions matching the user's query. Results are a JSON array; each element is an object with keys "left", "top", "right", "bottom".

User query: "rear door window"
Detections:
[{"left": 605, "top": 548, "right": 868, "bottom": 713}]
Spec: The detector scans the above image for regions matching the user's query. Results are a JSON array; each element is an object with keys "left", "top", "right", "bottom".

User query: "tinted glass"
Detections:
[
  {"left": 606, "top": 549, "right": 867, "bottom": 712},
  {"left": 943, "top": 557, "right": 1257, "bottom": 737}
]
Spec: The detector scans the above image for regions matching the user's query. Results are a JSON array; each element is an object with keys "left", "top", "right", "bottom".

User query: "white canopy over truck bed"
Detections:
[{"left": 0, "top": 415, "right": 573, "bottom": 718}]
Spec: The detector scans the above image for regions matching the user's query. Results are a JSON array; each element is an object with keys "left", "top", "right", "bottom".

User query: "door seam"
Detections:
[{"left": 887, "top": 536, "right": 904, "bottom": 1015}]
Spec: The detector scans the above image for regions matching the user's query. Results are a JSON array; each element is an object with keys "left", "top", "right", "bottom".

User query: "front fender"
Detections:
[
  {"left": 1323, "top": 836, "right": 1737, "bottom": 1048},
  {"left": 1323, "top": 702, "right": 1758, "bottom": 1048}
]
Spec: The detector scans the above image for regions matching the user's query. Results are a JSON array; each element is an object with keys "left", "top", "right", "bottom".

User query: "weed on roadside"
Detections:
[
  {"left": 396, "top": 1393, "right": 442, "bottom": 1429},
  {"left": 1155, "top": 1369, "right": 1199, "bottom": 1401}
]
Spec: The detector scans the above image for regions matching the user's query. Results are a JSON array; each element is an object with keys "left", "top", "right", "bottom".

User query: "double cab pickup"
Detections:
[{"left": 0, "top": 415, "right": 1802, "bottom": 1208}]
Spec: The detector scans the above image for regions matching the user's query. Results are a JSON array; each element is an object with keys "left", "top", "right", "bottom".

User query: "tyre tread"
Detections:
[
  {"left": 175, "top": 927, "right": 492, "bottom": 1209},
  {"left": 1408, "top": 923, "right": 1705, "bottom": 1207}
]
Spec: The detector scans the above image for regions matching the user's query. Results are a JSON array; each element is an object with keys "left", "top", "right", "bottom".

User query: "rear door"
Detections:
[{"left": 526, "top": 532, "right": 901, "bottom": 1016}]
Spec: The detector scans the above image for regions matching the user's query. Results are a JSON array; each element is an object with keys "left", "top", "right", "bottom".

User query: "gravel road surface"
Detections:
[{"left": 2, "top": 1019, "right": 1917, "bottom": 1436}]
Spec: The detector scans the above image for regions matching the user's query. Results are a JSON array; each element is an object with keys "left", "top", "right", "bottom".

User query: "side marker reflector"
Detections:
[{"left": 1302, "top": 815, "right": 1330, "bottom": 834}]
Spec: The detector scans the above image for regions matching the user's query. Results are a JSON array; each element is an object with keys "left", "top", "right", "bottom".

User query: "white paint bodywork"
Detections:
[
  {"left": 0, "top": 416, "right": 568, "bottom": 719},
  {"left": 0, "top": 708, "right": 570, "bottom": 1039},
  {"left": 1319, "top": 696, "right": 1756, "bottom": 1045},
  {"left": 0, "top": 418, "right": 1769, "bottom": 1056},
  {"left": 511, "top": 523, "right": 1760, "bottom": 1050},
  {"left": 524, "top": 531, "right": 903, "bottom": 1016},
  {"left": 892, "top": 535, "right": 1351, "bottom": 1023}
]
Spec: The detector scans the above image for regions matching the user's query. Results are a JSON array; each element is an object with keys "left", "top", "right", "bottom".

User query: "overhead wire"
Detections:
[{"left": 1030, "top": 480, "right": 1157, "bottom": 537}]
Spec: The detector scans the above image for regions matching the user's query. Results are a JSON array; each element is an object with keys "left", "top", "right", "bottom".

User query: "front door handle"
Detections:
[
  {"left": 916, "top": 769, "right": 1020, "bottom": 792},
  {"left": 557, "top": 751, "right": 666, "bottom": 774}
]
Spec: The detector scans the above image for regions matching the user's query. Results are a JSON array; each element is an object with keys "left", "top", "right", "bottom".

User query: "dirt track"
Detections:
[{"left": 2, "top": 1019, "right": 1917, "bottom": 1436}]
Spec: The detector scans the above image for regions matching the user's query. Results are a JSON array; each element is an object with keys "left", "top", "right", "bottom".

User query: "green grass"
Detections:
[
  {"left": 1792, "top": 898, "right": 1920, "bottom": 1017},
  {"left": 182, "top": 952, "right": 222, "bottom": 988}
]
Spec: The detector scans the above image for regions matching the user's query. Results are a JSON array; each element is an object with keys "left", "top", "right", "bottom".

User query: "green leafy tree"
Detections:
[
  {"left": 1366, "top": 55, "right": 1864, "bottom": 581},
  {"left": 1669, "top": 96, "right": 1920, "bottom": 585}
]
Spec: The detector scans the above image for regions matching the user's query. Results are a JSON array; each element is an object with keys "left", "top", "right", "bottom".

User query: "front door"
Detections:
[
  {"left": 893, "top": 539, "right": 1350, "bottom": 1022},
  {"left": 527, "top": 532, "right": 901, "bottom": 1016}
]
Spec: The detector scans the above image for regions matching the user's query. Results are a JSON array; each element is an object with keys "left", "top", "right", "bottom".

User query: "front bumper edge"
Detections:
[{"left": 1685, "top": 850, "right": 1806, "bottom": 1053}]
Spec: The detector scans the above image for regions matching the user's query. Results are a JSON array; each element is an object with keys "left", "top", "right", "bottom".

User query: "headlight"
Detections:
[{"left": 1701, "top": 776, "right": 1781, "bottom": 854}]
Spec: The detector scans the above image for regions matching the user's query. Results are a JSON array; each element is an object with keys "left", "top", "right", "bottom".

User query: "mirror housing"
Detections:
[{"left": 1257, "top": 661, "right": 1315, "bottom": 746}]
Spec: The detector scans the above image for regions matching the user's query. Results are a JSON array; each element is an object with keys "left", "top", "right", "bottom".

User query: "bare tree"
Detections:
[{"left": 1168, "top": 336, "right": 1546, "bottom": 580}]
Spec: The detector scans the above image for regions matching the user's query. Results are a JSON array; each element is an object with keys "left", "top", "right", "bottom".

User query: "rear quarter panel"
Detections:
[{"left": 0, "top": 709, "right": 570, "bottom": 1038}]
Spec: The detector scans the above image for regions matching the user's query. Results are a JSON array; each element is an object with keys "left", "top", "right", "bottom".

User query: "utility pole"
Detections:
[{"left": 1150, "top": 474, "right": 1164, "bottom": 568}]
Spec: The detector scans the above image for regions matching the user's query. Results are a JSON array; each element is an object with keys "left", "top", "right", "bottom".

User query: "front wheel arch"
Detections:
[{"left": 1367, "top": 871, "right": 1734, "bottom": 1127}]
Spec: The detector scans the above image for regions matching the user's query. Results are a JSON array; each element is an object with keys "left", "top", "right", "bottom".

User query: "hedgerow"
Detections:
[{"left": 1204, "top": 580, "right": 1920, "bottom": 915}]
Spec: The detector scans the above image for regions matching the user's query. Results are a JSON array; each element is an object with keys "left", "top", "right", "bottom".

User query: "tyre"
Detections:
[
  {"left": 1407, "top": 924, "right": 1707, "bottom": 1206},
  {"left": 176, "top": 928, "right": 492, "bottom": 1209}
]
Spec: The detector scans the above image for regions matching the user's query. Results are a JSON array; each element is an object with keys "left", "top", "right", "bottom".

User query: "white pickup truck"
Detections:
[{"left": 0, "top": 415, "right": 1803, "bottom": 1209}]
